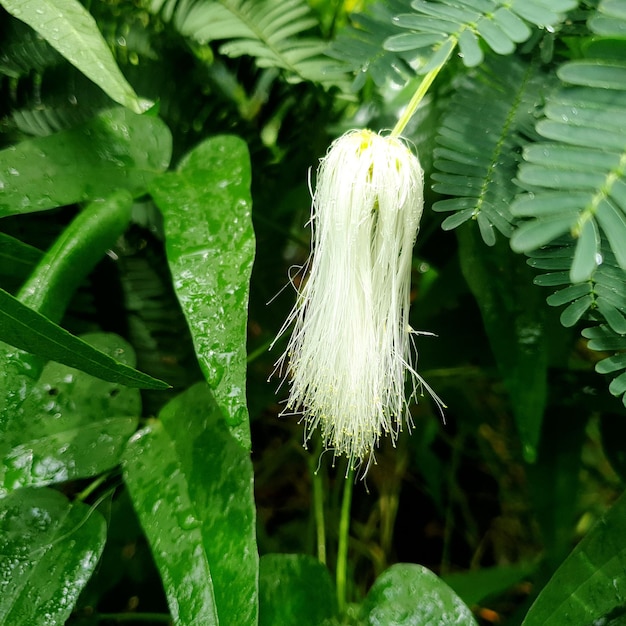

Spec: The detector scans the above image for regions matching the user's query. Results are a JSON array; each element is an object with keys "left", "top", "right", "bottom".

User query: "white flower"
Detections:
[{"left": 273, "top": 129, "right": 443, "bottom": 468}]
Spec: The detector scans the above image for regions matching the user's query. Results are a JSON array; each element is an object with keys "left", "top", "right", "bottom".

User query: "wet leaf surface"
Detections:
[
  {"left": 0, "top": 487, "right": 106, "bottom": 625},
  {"left": 361, "top": 563, "right": 478, "bottom": 626},
  {"left": 123, "top": 382, "right": 258, "bottom": 626},
  {"left": 0, "top": 108, "right": 171, "bottom": 217},
  {"left": 150, "top": 135, "right": 255, "bottom": 448},
  {"left": 0, "top": 333, "right": 141, "bottom": 488},
  {"left": 259, "top": 554, "right": 337, "bottom": 626},
  {"left": 1, "top": 0, "right": 146, "bottom": 112}
]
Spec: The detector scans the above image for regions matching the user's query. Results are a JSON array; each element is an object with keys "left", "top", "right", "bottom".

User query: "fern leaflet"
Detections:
[
  {"left": 510, "top": 48, "right": 626, "bottom": 282},
  {"left": 589, "top": 0, "right": 626, "bottom": 36},
  {"left": 384, "top": 0, "right": 578, "bottom": 74},
  {"left": 328, "top": 0, "right": 416, "bottom": 90},
  {"left": 431, "top": 54, "right": 549, "bottom": 245},
  {"left": 147, "top": 0, "right": 349, "bottom": 89},
  {"left": 530, "top": 240, "right": 626, "bottom": 333}
]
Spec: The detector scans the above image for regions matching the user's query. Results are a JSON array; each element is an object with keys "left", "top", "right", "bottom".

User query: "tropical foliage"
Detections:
[{"left": 1, "top": 0, "right": 626, "bottom": 624}]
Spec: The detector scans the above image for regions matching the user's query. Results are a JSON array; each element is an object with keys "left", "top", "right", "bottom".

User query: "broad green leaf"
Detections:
[
  {"left": 123, "top": 383, "right": 258, "bottom": 626},
  {"left": 0, "top": 107, "right": 172, "bottom": 217},
  {"left": 0, "top": 0, "right": 146, "bottom": 112},
  {"left": 22, "top": 332, "right": 142, "bottom": 425},
  {"left": 1, "top": 333, "right": 141, "bottom": 475},
  {"left": 0, "top": 233, "right": 42, "bottom": 293},
  {"left": 0, "top": 417, "right": 137, "bottom": 495},
  {"left": 0, "top": 288, "right": 169, "bottom": 390},
  {"left": 0, "top": 333, "right": 142, "bottom": 618},
  {"left": 443, "top": 562, "right": 536, "bottom": 607},
  {"left": 0, "top": 487, "right": 106, "bottom": 625},
  {"left": 522, "top": 493, "right": 626, "bottom": 626},
  {"left": 361, "top": 563, "right": 478, "bottom": 625},
  {"left": 124, "top": 420, "right": 218, "bottom": 626},
  {"left": 150, "top": 136, "right": 255, "bottom": 448},
  {"left": 459, "top": 226, "right": 548, "bottom": 461},
  {"left": 259, "top": 554, "right": 337, "bottom": 626}
]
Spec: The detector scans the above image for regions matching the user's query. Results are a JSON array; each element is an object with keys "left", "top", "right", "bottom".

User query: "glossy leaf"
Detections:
[
  {"left": 259, "top": 554, "right": 337, "bottom": 626},
  {"left": 150, "top": 135, "right": 255, "bottom": 448},
  {"left": 18, "top": 190, "right": 134, "bottom": 322},
  {"left": 361, "top": 563, "right": 478, "bottom": 625},
  {"left": 0, "top": 333, "right": 141, "bottom": 446},
  {"left": 0, "top": 417, "right": 137, "bottom": 495},
  {"left": 522, "top": 493, "right": 626, "bottom": 625},
  {"left": 0, "top": 487, "right": 106, "bottom": 625},
  {"left": 0, "top": 107, "right": 172, "bottom": 217},
  {"left": 123, "top": 382, "right": 258, "bottom": 626},
  {"left": 0, "top": 336, "right": 140, "bottom": 495},
  {"left": 0, "top": 287, "right": 169, "bottom": 390},
  {"left": 444, "top": 563, "right": 536, "bottom": 607},
  {"left": 0, "top": 0, "right": 146, "bottom": 112},
  {"left": 0, "top": 233, "right": 42, "bottom": 293},
  {"left": 459, "top": 226, "right": 548, "bottom": 462}
]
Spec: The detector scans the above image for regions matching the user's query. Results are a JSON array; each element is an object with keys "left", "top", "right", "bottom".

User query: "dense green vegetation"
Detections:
[{"left": 1, "top": 0, "right": 626, "bottom": 624}]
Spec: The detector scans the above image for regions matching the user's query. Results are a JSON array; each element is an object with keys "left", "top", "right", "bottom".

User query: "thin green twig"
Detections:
[
  {"left": 391, "top": 43, "right": 456, "bottom": 138},
  {"left": 310, "top": 439, "right": 327, "bottom": 565},
  {"left": 336, "top": 466, "right": 355, "bottom": 613}
]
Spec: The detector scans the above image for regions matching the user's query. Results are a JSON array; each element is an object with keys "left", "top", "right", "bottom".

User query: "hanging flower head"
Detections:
[{"left": 273, "top": 129, "right": 442, "bottom": 468}]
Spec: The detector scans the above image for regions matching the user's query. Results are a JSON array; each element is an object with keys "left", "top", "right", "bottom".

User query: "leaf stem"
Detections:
[
  {"left": 310, "top": 439, "right": 327, "bottom": 564},
  {"left": 336, "top": 466, "right": 354, "bottom": 613},
  {"left": 75, "top": 473, "right": 110, "bottom": 502},
  {"left": 390, "top": 44, "right": 456, "bottom": 138}
]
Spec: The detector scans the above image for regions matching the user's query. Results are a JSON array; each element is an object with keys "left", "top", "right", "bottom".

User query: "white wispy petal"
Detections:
[{"left": 273, "top": 129, "right": 442, "bottom": 467}]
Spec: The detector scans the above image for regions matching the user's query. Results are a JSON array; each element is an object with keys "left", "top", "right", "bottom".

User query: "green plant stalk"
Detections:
[
  {"left": 390, "top": 43, "right": 456, "bottom": 138},
  {"left": 336, "top": 467, "right": 355, "bottom": 613},
  {"left": 75, "top": 473, "right": 112, "bottom": 503},
  {"left": 310, "top": 441, "right": 327, "bottom": 565},
  {"left": 17, "top": 189, "right": 133, "bottom": 323}
]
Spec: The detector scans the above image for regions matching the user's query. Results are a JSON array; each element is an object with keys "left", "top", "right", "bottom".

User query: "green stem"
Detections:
[
  {"left": 390, "top": 44, "right": 456, "bottom": 138},
  {"left": 336, "top": 466, "right": 355, "bottom": 613},
  {"left": 310, "top": 444, "right": 327, "bottom": 565},
  {"left": 18, "top": 189, "right": 133, "bottom": 323},
  {"left": 75, "top": 473, "right": 110, "bottom": 503}
]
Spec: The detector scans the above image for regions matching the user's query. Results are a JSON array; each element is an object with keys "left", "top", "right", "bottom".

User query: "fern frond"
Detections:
[
  {"left": 328, "top": 0, "right": 416, "bottom": 90},
  {"left": 528, "top": 237, "right": 626, "bottom": 408},
  {"left": 431, "top": 54, "right": 549, "bottom": 245},
  {"left": 0, "top": 17, "right": 62, "bottom": 78},
  {"left": 147, "top": 0, "right": 349, "bottom": 89},
  {"left": 589, "top": 0, "right": 626, "bottom": 36},
  {"left": 510, "top": 47, "right": 626, "bottom": 282},
  {"left": 384, "top": 0, "right": 578, "bottom": 73},
  {"left": 530, "top": 240, "right": 626, "bottom": 333}
]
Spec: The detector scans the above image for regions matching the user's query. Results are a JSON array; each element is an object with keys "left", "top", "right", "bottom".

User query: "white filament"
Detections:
[{"left": 273, "top": 129, "right": 441, "bottom": 467}]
